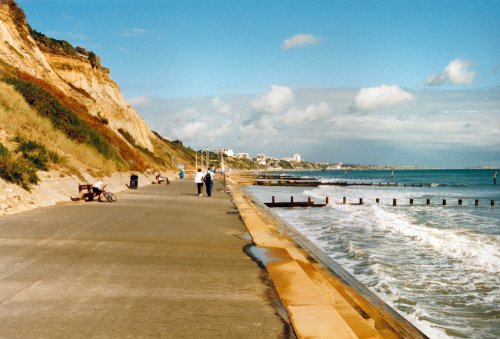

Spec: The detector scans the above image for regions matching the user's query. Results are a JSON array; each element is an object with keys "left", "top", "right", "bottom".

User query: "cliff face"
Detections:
[{"left": 0, "top": 0, "right": 153, "bottom": 150}]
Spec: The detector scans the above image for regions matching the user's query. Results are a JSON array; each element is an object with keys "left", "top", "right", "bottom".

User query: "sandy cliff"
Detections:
[
  {"left": 0, "top": 0, "right": 153, "bottom": 150},
  {"left": 0, "top": 0, "right": 195, "bottom": 215}
]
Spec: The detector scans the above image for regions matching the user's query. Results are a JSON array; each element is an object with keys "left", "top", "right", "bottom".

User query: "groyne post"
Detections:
[
  {"left": 359, "top": 198, "right": 363, "bottom": 205},
  {"left": 291, "top": 196, "right": 294, "bottom": 207},
  {"left": 492, "top": 200, "right": 495, "bottom": 206},
  {"left": 458, "top": 199, "right": 462, "bottom": 206},
  {"left": 376, "top": 198, "right": 380, "bottom": 204},
  {"left": 443, "top": 199, "right": 447, "bottom": 206},
  {"left": 426, "top": 199, "right": 430, "bottom": 205},
  {"left": 393, "top": 199, "right": 397, "bottom": 206},
  {"left": 410, "top": 198, "right": 413, "bottom": 205},
  {"left": 272, "top": 196, "right": 275, "bottom": 205},
  {"left": 343, "top": 197, "right": 347, "bottom": 205},
  {"left": 326, "top": 197, "right": 329, "bottom": 205},
  {"left": 308, "top": 197, "right": 312, "bottom": 206},
  {"left": 475, "top": 199, "right": 479, "bottom": 206}
]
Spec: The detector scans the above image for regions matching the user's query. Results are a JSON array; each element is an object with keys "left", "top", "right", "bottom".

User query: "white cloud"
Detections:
[
  {"left": 238, "top": 122, "right": 277, "bottom": 146},
  {"left": 118, "top": 27, "right": 154, "bottom": 37},
  {"left": 211, "top": 97, "right": 232, "bottom": 116},
  {"left": 353, "top": 85, "right": 415, "bottom": 111},
  {"left": 282, "top": 102, "right": 331, "bottom": 126},
  {"left": 138, "top": 87, "right": 500, "bottom": 166},
  {"left": 210, "top": 121, "right": 232, "bottom": 140},
  {"left": 425, "top": 59, "right": 476, "bottom": 86},
  {"left": 282, "top": 33, "right": 322, "bottom": 49},
  {"left": 174, "top": 121, "right": 207, "bottom": 140},
  {"left": 252, "top": 85, "right": 294, "bottom": 113},
  {"left": 127, "top": 96, "right": 151, "bottom": 107}
]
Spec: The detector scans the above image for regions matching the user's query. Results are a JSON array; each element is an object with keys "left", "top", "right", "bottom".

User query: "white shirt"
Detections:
[
  {"left": 93, "top": 180, "right": 104, "bottom": 189},
  {"left": 194, "top": 172, "right": 204, "bottom": 183}
]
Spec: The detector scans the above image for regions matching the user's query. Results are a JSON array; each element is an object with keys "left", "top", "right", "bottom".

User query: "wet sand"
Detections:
[{"left": 0, "top": 179, "right": 290, "bottom": 338}]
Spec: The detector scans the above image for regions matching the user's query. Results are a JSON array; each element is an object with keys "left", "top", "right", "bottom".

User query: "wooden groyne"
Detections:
[
  {"left": 340, "top": 197, "right": 496, "bottom": 207},
  {"left": 265, "top": 196, "right": 329, "bottom": 208},
  {"left": 265, "top": 196, "right": 496, "bottom": 208},
  {"left": 255, "top": 177, "right": 431, "bottom": 187},
  {"left": 321, "top": 182, "right": 432, "bottom": 187},
  {"left": 256, "top": 174, "right": 321, "bottom": 186},
  {"left": 256, "top": 179, "right": 321, "bottom": 187}
]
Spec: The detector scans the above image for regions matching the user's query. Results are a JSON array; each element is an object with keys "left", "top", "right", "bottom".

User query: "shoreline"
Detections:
[{"left": 227, "top": 172, "right": 426, "bottom": 338}]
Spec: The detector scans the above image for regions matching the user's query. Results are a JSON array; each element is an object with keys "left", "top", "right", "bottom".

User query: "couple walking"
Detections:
[{"left": 194, "top": 167, "right": 214, "bottom": 197}]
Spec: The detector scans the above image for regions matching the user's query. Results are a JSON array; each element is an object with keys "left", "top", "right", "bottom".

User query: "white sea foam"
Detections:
[
  {"left": 248, "top": 178, "right": 500, "bottom": 338},
  {"left": 370, "top": 205, "right": 500, "bottom": 273}
]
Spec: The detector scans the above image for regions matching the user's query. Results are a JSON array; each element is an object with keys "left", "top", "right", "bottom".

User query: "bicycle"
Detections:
[{"left": 101, "top": 185, "right": 117, "bottom": 202}]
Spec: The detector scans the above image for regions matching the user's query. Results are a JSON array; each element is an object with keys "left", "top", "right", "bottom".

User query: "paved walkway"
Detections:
[{"left": 0, "top": 180, "right": 289, "bottom": 338}]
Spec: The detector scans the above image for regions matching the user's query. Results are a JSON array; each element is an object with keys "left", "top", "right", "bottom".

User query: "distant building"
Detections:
[
  {"left": 326, "top": 163, "right": 343, "bottom": 170},
  {"left": 236, "top": 153, "right": 250, "bottom": 159},
  {"left": 281, "top": 154, "right": 301, "bottom": 163},
  {"left": 255, "top": 153, "right": 266, "bottom": 165},
  {"left": 223, "top": 149, "right": 234, "bottom": 157}
]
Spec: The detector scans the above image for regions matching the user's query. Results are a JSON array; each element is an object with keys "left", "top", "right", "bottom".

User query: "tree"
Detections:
[{"left": 88, "top": 51, "right": 101, "bottom": 69}]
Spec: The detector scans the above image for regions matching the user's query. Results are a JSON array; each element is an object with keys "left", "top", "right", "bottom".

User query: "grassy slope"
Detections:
[{"left": 0, "top": 61, "right": 198, "bottom": 187}]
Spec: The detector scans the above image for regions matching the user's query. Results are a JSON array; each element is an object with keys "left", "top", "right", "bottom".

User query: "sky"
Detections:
[{"left": 18, "top": 0, "right": 500, "bottom": 167}]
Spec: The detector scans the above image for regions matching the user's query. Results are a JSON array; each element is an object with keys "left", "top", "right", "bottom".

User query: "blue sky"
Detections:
[{"left": 19, "top": 0, "right": 500, "bottom": 167}]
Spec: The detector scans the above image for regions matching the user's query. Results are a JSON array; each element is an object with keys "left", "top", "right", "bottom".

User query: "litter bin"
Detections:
[{"left": 130, "top": 174, "right": 138, "bottom": 189}]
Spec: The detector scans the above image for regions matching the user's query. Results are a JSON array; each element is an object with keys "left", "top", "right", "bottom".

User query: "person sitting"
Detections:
[
  {"left": 156, "top": 172, "right": 169, "bottom": 184},
  {"left": 92, "top": 178, "right": 106, "bottom": 201}
]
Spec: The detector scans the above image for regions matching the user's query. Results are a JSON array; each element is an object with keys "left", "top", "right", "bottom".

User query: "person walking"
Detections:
[
  {"left": 204, "top": 166, "right": 214, "bottom": 197},
  {"left": 194, "top": 168, "right": 204, "bottom": 196}
]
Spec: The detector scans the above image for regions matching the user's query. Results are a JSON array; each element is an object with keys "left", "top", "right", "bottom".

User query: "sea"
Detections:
[{"left": 246, "top": 169, "right": 499, "bottom": 339}]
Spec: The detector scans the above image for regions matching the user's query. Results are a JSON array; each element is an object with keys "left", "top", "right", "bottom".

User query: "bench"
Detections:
[{"left": 78, "top": 184, "right": 95, "bottom": 201}]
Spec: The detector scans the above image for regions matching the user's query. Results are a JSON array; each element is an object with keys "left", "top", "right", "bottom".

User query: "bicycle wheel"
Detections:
[{"left": 103, "top": 191, "right": 117, "bottom": 202}]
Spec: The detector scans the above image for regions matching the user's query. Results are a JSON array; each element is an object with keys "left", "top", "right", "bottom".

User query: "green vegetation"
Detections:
[
  {"left": 0, "top": 143, "right": 9, "bottom": 158},
  {"left": 13, "top": 136, "right": 63, "bottom": 171},
  {"left": 87, "top": 51, "right": 101, "bottom": 69},
  {"left": 3, "top": 78, "right": 123, "bottom": 167},
  {"left": 0, "top": 141, "right": 39, "bottom": 191},
  {"left": 27, "top": 25, "right": 102, "bottom": 68},
  {"left": 28, "top": 27, "right": 77, "bottom": 57}
]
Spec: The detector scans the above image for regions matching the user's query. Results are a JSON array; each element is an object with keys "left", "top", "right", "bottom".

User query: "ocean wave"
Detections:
[{"left": 370, "top": 205, "right": 500, "bottom": 274}]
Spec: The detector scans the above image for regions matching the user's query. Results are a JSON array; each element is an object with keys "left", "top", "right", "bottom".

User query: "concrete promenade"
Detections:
[{"left": 0, "top": 180, "right": 289, "bottom": 338}]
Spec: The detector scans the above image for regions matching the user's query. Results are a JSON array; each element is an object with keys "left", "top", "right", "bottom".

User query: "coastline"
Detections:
[{"left": 227, "top": 172, "right": 426, "bottom": 338}]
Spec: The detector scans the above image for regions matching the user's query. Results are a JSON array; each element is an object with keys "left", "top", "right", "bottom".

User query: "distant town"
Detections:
[{"left": 217, "top": 149, "right": 420, "bottom": 171}]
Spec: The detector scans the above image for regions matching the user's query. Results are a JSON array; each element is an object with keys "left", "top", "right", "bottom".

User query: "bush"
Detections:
[
  {"left": 0, "top": 141, "right": 39, "bottom": 191},
  {"left": 0, "top": 143, "right": 9, "bottom": 158},
  {"left": 28, "top": 26, "right": 78, "bottom": 57},
  {"left": 88, "top": 51, "right": 101, "bottom": 69},
  {"left": 13, "top": 136, "right": 63, "bottom": 171},
  {"left": 75, "top": 46, "right": 89, "bottom": 56}
]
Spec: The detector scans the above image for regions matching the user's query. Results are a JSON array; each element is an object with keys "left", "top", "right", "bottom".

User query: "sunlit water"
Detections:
[{"left": 247, "top": 169, "right": 500, "bottom": 338}]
